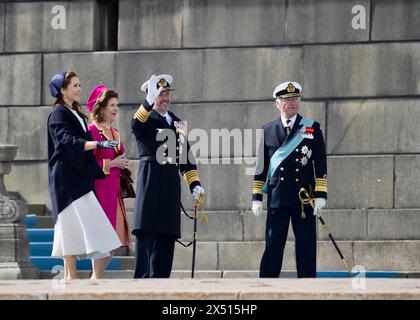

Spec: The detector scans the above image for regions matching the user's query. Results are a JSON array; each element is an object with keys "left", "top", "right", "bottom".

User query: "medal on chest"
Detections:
[
  {"left": 299, "top": 145, "right": 312, "bottom": 167},
  {"left": 299, "top": 126, "right": 314, "bottom": 139}
]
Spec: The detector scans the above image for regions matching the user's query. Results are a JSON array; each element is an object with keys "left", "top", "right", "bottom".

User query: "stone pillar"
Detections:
[{"left": 0, "top": 144, "right": 39, "bottom": 279}]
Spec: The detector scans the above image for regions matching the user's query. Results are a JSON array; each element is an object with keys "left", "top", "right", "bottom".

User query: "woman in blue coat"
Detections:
[{"left": 47, "top": 70, "right": 121, "bottom": 280}]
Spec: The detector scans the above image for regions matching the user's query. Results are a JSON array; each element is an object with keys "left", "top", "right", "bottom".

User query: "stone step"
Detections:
[
  {"left": 170, "top": 240, "right": 420, "bottom": 272},
  {"left": 30, "top": 242, "right": 53, "bottom": 256},
  {"left": 30, "top": 241, "right": 418, "bottom": 272},
  {"left": 22, "top": 207, "right": 420, "bottom": 241},
  {"left": 38, "top": 269, "right": 415, "bottom": 280},
  {"left": 23, "top": 223, "right": 420, "bottom": 272},
  {"left": 26, "top": 228, "right": 53, "bottom": 242},
  {"left": 2, "top": 278, "right": 420, "bottom": 300},
  {"left": 180, "top": 209, "right": 420, "bottom": 242},
  {"left": 39, "top": 270, "right": 223, "bottom": 280},
  {"left": 181, "top": 240, "right": 420, "bottom": 272}
]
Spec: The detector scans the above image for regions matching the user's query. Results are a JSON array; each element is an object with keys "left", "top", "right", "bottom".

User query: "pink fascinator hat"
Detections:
[{"left": 86, "top": 84, "right": 108, "bottom": 113}]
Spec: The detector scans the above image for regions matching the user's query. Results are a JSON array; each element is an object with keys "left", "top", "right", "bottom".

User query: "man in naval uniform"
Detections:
[
  {"left": 251, "top": 81, "right": 327, "bottom": 278},
  {"left": 131, "top": 74, "right": 205, "bottom": 278}
]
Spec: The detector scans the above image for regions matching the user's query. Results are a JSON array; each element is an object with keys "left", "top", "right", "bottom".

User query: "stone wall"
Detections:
[
  {"left": 1, "top": 0, "right": 419, "bottom": 272},
  {"left": 1, "top": 0, "right": 419, "bottom": 218}
]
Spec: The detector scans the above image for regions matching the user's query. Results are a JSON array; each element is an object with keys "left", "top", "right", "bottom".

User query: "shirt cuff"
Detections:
[{"left": 183, "top": 170, "right": 201, "bottom": 192}]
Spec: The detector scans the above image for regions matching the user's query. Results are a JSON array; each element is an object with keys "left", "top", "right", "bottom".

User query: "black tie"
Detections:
[{"left": 285, "top": 119, "right": 292, "bottom": 136}]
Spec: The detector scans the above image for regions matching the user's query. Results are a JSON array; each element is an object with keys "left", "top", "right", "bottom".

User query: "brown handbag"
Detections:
[{"left": 120, "top": 168, "right": 136, "bottom": 199}]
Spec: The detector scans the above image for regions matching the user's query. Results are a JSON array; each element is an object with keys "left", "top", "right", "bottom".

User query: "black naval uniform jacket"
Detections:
[
  {"left": 252, "top": 114, "right": 327, "bottom": 209},
  {"left": 131, "top": 100, "right": 201, "bottom": 239},
  {"left": 47, "top": 104, "right": 105, "bottom": 223}
]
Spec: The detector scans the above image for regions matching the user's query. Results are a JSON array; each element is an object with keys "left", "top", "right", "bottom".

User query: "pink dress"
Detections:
[{"left": 88, "top": 121, "right": 131, "bottom": 248}]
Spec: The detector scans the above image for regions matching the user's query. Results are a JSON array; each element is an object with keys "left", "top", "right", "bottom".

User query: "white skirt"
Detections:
[{"left": 51, "top": 191, "right": 122, "bottom": 260}]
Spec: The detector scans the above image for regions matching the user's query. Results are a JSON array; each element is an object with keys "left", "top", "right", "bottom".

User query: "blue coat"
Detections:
[{"left": 47, "top": 104, "right": 105, "bottom": 223}]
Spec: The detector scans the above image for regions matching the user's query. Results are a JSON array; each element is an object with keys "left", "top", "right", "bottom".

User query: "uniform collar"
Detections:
[
  {"left": 150, "top": 110, "right": 172, "bottom": 128},
  {"left": 281, "top": 114, "right": 297, "bottom": 128},
  {"left": 284, "top": 114, "right": 303, "bottom": 144},
  {"left": 163, "top": 112, "right": 172, "bottom": 124}
]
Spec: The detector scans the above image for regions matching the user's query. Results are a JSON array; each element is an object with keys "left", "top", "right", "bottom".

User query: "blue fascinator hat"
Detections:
[{"left": 49, "top": 70, "right": 68, "bottom": 98}]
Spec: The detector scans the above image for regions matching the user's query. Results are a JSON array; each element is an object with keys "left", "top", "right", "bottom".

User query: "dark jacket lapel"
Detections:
[
  {"left": 272, "top": 117, "right": 286, "bottom": 147},
  {"left": 150, "top": 110, "right": 171, "bottom": 128},
  {"left": 59, "top": 105, "right": 87, "bottom": 135}
]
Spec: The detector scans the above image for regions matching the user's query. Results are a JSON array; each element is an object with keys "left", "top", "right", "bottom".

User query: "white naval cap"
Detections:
[
  {"left": 141, "top": 74, "right": 174, "bottom": 93},
  {"left": 273, "top": 81, "right": 302, "bottom": 99}
]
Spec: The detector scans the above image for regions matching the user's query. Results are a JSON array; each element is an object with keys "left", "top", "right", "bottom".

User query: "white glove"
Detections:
[
  {"left": 313, "top": 198, "right": 326, "bottom": 216},
  {"left": 145, "top": 75, "right": 163, "bottom": 106},
  {"left": 192, "top": 185, "right": 205, "bottom": 200},
  {"left": 252, "top": 201, "right": 263, "bottom": 216}
]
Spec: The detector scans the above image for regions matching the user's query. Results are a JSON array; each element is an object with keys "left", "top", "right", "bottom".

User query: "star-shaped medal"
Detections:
[{"left": 300, "top": 157, "right": 308, "bottom": 166}]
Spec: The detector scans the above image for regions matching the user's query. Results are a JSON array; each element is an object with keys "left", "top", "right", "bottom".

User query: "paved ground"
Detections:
[{"left": 0, "top": 278, "right": 419, "bottom": 300}]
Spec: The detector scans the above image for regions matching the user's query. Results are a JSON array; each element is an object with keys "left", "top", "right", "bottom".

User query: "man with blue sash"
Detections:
[{"left": 252, "top": 81, "right": 327, "bottom": 278}]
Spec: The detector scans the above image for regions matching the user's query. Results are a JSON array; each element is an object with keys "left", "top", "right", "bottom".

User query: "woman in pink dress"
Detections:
[{"left": 86, "top": 85, "right": 132, "bottom": 278}]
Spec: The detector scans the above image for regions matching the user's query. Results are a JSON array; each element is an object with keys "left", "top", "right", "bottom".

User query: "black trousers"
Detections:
[
  {"left": 259, "top": 205, "right": 317, "bottom": 278},
  {"left": 134, "top": 230, "right": 176, "bottom": 278}
]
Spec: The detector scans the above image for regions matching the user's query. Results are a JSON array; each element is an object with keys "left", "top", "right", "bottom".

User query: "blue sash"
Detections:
[{"left": 262, "top": 117, "right": 314, "bottom": 193}]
